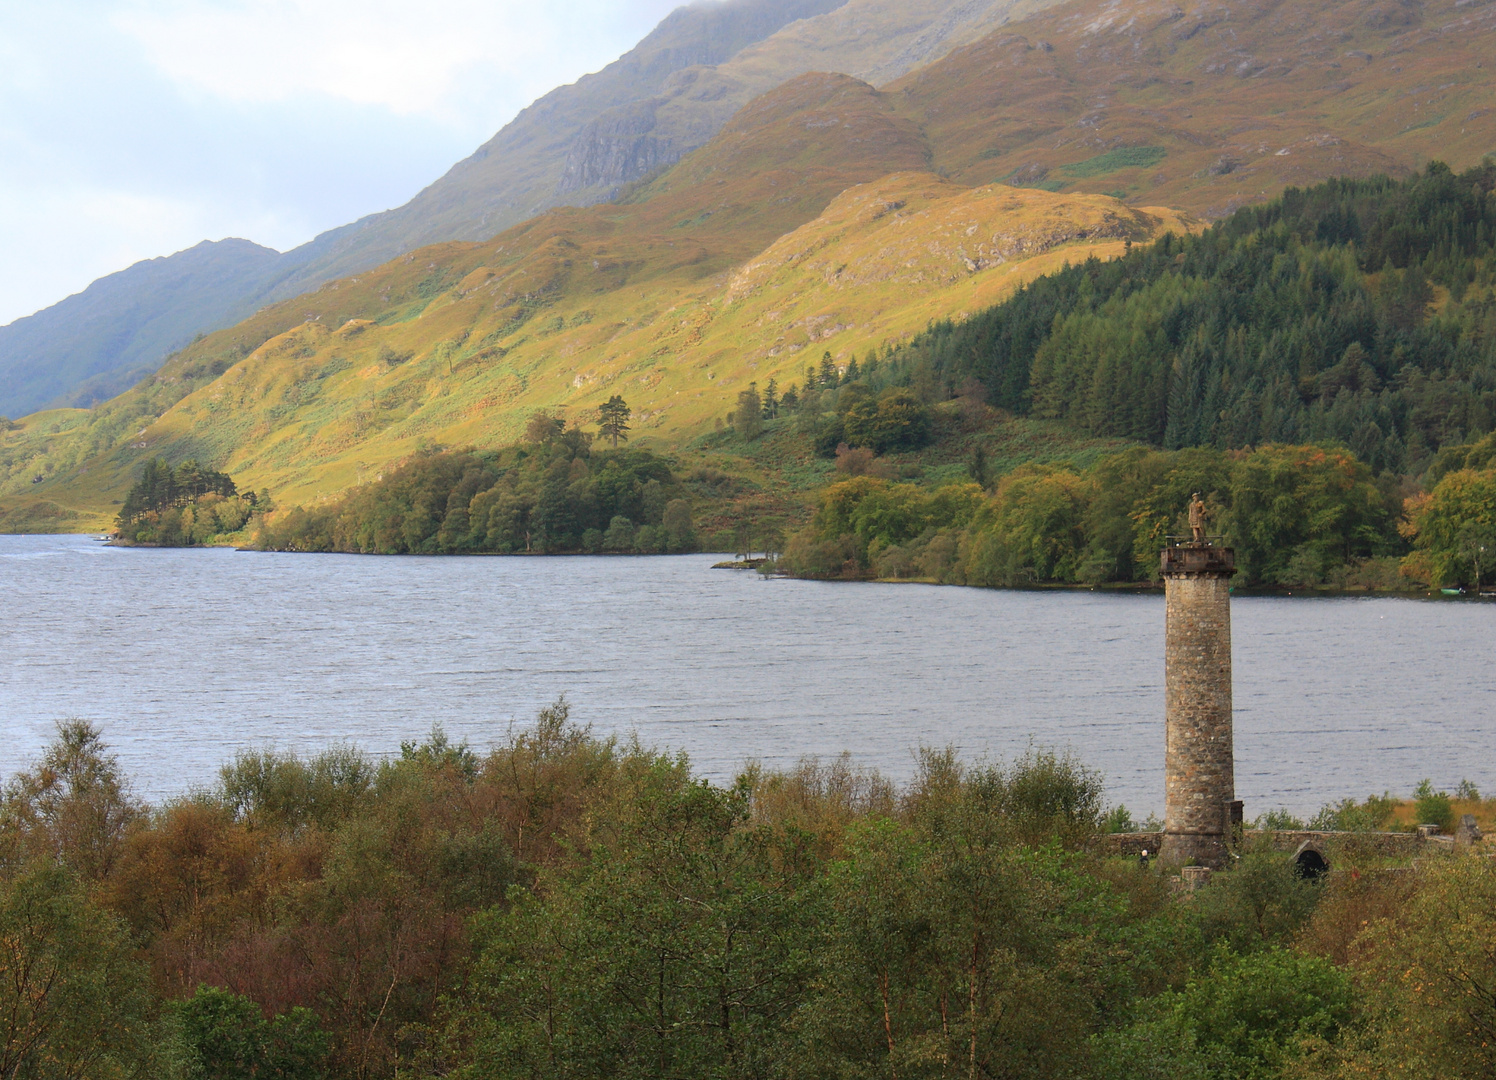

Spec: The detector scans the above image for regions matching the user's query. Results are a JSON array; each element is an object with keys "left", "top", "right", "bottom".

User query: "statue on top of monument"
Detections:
[{"left": 1189, "top": 492, "right": 1207, "bottom": 544}]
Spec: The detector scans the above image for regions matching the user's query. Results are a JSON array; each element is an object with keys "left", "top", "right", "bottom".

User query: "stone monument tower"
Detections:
[{"left": 1159, "top": 495, "right": 1240, "bottom": 868}]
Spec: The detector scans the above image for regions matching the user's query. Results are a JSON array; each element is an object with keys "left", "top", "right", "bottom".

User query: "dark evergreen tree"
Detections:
[
  {"left": 117, "top": 457, "right": 238, "bottom": 532},
  {"left": 819, "top": 352, "right": 838, "bottom": 389},
  {"left": 762, "top": 376, "right": 780, "bottom": 418},
  {"left": 596, "top": 395, "right": 631, "bottom": 448}
]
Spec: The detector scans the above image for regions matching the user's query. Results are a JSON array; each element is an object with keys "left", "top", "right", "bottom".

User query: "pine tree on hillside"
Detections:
[
  {"left": 118, "top": 458, "right": 236, "bottom": 526},
  {"left": 818, "top": 352, "right": 838, "bottom": 389},
  {"left": 762, "top": 377, "right": 780, "bottom": 419},
  {"left": 735, "top": 384, "right": 763, "bottom": 439},
  {"left": 597, "top": 396, "right": 631, "bottom": 448}
]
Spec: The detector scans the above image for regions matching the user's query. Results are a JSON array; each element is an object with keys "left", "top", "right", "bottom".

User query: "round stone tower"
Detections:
[{"left": 1159, "top": 539, "right": 1239, "bottom": 868}]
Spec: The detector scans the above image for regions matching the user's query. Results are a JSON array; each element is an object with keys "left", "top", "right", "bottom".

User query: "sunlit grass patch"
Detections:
[{"left": 1062, "top": 146, "right": 1167, "bottom": 178}]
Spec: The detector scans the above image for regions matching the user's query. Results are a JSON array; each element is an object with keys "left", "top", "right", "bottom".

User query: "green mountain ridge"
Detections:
[
  {"left": 1, "top": 0, "right": 1054, "bottom": 424},
  {"left": 6, "top": 0, "right": 1496, "bottom": 532},
  {"left": 0, "top": 239, "right": 283, "bottom": 418}
]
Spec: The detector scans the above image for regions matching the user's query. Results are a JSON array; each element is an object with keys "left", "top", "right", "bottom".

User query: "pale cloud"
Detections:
[
  {"left": 0, "top": 0, "right": 684, "bottom": 325},
  {"left": 113, "top": 0, "right": 680, "bottom": 128},
  {"left": 0, "top": 177, "right": 296, "bottom": 322}
]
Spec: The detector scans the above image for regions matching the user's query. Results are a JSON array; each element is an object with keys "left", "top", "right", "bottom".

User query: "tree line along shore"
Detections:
[{"left": 105, "top": 165, "right": 1496, "bottom": 592}]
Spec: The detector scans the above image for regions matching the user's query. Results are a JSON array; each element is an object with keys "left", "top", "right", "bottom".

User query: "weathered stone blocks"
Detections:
[{"left": 1159, "top": 545, "right": 1236, "bottom": 868}]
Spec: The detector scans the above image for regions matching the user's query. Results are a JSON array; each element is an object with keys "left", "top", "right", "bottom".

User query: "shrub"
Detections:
[
  {"left": 1254, "top": 808, "right": 1306, "bottom": 830},
  {"left": 661, "top": 499, "right": 695, "bottom": 552},
  {"left": 1101, "top": 805, "right": 1136, "bottom": 833},
  {"left": 172, "top": 984, "right": 328, "bottom": 1080},
  {"left": 1413, "top": 779, "right": 1455, "bottom": 832},
  {"left": 841, "top": 389, "right": 932, "bottom": 453},
  {"left": 603, "top": 515, "right": 635, "bottom": 552},
  {"left": 1309, "top": 793, "right": 1398, "bottom": 831},
  {"left": 0, "top": 861, "right": 158, "bottom": 1078}
]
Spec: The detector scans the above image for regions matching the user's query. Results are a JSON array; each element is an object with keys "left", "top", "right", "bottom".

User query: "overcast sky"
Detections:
[{"left": 0, "top": 0, "right": 686, "bottom": 326}]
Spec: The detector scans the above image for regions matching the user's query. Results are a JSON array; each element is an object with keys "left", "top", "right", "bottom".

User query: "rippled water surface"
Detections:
[{"left": 3, "top": 534, "right": 1494, "bottom": 815}]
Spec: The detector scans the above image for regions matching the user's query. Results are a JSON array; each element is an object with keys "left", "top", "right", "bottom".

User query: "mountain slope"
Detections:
[
  {"left": 266, "top": 0, "right": 1064, "bottom": 296},
  {"left": 0, "top": 239, "right": 283, "bottom": 418},
  {"left": 0, "top": 75, "right": 1188, "bottom": 528},
  {"left": 273, "top": 0, "right": 849, "bottom": 291},
  {"left": 8, "top": 0, "right": 1496, "bottom": 530},
  {"left": 890, "top": 0, "right": 1496, "bottom": 215},
  {"left": 7, "top": 0, "right": 1058, "bottom": 423}
]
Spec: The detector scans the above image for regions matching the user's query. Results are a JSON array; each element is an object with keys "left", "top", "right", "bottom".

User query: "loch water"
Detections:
[{"left": 3, "top": 533, "right": 1494, "bottom": 816}]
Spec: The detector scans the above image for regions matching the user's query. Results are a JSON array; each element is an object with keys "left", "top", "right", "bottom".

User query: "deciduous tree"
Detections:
[
  {"left": 734, "top": 385, "right": 763, "bottom": 440},
  {"left": 0, "top": 860, "right": 157, "bottom": 1079}
]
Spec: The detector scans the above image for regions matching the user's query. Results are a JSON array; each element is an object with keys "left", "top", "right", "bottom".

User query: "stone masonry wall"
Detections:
[
  {"left": 1162, "top": 569, "right": 1234, "bottom": 867},
  {"left": 1097, "top": 830, "right": 1430, "bottom": 861}
]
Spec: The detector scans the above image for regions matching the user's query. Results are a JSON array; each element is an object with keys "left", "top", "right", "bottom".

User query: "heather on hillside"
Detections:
[
  {"left": 256, "top": 430, "right": 698, "bottom": 555},
  {"left": 902, "top": 162, "right": 1496, "bottom": 474},
  {"left": 5, "top": 718, "right": 1496, "bottom": 1080}
]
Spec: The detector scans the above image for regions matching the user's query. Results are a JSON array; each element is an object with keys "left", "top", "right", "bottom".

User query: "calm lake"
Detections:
[{"left": 3, "top": 533, "right": 1494, "bottom": 817}]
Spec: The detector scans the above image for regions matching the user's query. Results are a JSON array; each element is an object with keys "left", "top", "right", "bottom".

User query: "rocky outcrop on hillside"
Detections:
[
  {"left": 555, "top": 0, "right": 1058, "bottom": 204},
  {"left": 279, "top": 0, "right": 850, "bottom": 291},
  {"left": 287, "top": 0, "right": 1054, "bottom": 291},
  {"left": 557, "top": 100, "right": 680, "bottom": 195}
]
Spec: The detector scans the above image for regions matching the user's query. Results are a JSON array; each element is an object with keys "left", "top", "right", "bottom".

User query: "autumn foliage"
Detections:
[{"left": 5, "top": 717, "right": 1496, "bottom": 1079}]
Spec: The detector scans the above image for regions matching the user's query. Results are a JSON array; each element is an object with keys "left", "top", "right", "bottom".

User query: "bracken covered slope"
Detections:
[
  {"left": 0, "top": 75, "right": 1187, "bottom": 529},
  {"left": 6, "top": 0, "right": 1496, "bottom": 530},
  {"left": 892, "top": 0, "right": 1496, "bottom": 216}
]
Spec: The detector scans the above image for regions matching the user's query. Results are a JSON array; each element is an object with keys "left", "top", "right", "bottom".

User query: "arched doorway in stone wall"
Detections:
[{"left": 1294, "top": 846, "right": 1330, "bottom": 881}]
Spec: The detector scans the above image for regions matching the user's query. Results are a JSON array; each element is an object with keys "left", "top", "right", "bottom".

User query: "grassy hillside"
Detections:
[
  {"left": 8, "top": 0, "right": 1496, "bottom": 532},
  {"left": 891, "top": 0, "right": 1496, "bottom": 215},
  {"left": 0, "top": 239, "right": 283, "bottom": 418},
  {"left": 0, "top": 73, "right": 1188, "bottom": 531},
  {"left": 9, "top": 0, "right": 1056, "bottom": 426},
  {"left": 13, "top": 0, "right": 1496, "bottom": 453}
]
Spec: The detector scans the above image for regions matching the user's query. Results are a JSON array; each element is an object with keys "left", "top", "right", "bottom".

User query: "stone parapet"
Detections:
[
  {"left": 1095, "top": 829, "right": 1448, "bottom": 862},
  {"left": 1160, "top": 544, "right": 1236, "bottom": 576}
]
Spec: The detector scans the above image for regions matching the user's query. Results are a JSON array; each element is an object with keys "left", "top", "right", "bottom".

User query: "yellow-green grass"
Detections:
[
  {"left": 11, "top": 0, "right": 1496, "bottom": 530},
  {"left": 0, "top": 119, "right": 1188, "bottom": 527}
]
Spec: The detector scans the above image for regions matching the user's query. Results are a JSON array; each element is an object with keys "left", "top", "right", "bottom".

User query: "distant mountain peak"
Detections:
[
  {"left": 0, "top": 238, "right": 286, "bottom": 417},
  {"left": 3, "top": 0, "right": 1049, "bottom": 421}
]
